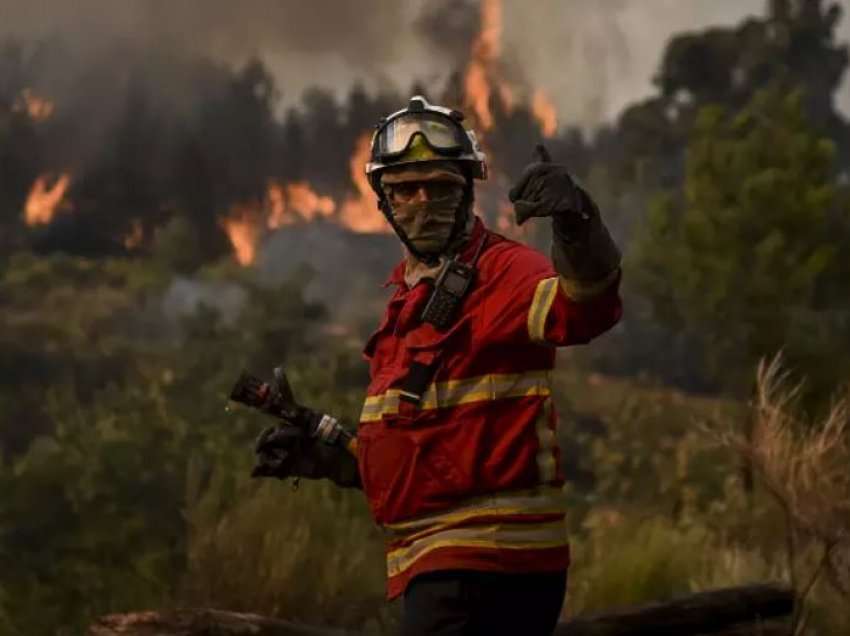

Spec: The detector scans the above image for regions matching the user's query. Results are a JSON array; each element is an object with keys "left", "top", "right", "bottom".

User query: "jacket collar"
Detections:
[{"left": 383, "top": 216, "right": 487, "bottom": 288}]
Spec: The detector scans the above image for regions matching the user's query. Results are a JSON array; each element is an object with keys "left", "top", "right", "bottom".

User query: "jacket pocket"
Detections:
[
  {"left": 357, "top": 422, "right": 470, "bottom": 524},
  {"left": 357, "top": 429, "right": 414, "bottom": 523}
]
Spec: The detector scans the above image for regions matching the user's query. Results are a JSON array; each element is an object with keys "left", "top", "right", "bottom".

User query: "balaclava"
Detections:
[{"left": 380, "top": 160, "right": 471, "bottom": 258}]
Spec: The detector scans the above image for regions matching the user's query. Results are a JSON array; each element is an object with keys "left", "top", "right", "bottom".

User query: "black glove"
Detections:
[
  {"left": 509, "top": 144, "right": 621, "bottom": 292},
  {"left": 252, "top": 424, "right": 361, "bottom": 489},
  {"left": 508, "top": 144, "right": 590, "bottom": 237}
]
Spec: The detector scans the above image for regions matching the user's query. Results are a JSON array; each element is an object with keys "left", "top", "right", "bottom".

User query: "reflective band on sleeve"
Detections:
[
  {"left": 360, "top": 370, "right": 551, "bottom": 422},
  {"left": 386, "top": 518, "right": 568, "bottom": 578},
  {"left": 527, "top": 277, "right": 560, "bottom": 343}
]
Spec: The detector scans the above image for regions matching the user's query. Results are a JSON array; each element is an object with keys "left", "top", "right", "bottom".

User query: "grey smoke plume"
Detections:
[
  {"left": 5, "top": 0, "right": 831, "bottom": 128},
  {"left": 503, "top": 0, "right": 767, "bottom": 127}
]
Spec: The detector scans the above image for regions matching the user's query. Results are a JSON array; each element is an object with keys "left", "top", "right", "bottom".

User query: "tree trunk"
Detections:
[
  {"left": 555, "top": 584, "right": 793, "bottom": 635},
  {"left": 89, "top": 584, "right": 793, "bottom": 636},
  {"left": 88, "top": 609, "right": 354, "bottom": 636}
]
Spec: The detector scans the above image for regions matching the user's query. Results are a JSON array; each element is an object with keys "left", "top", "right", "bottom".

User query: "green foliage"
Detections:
[
  {"left": 1, "top": 383, "right": 192, "bottom": 633},
  {"left": 611, "top": 0, "right": 850, "bottom": 190},
  {"left": 181, "top": 478, "right": 393, "bottom": 631},
  {"left": 0, "top": 251, "right": 374, "bottom": 634},
  {"left": 631, "top": 88, "right": 850, "bottom": 400}
]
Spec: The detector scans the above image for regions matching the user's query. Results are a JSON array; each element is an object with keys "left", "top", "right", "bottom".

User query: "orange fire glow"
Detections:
[
  {"left": 464, "top": 0, "right": 503, "bottom": 131},
  {"left": 267, "top": 181, "right": 336, "bottom": 229},
  {"left": 24, "top": 173, "right": 71, "bottom": 225},
  {"left": 13, "top": 88, "right": 55, "bottom": 122},
  {"left": 339, "top": 133, "right": 389, "bottom": 233},
  {"left": 124, "top": 220, "right": 144, "bottom": 250},
  {"left": 532, "top": 89, "right": 558, "bottom": 138},
  {"left": 224, "top": 133, "right": 390, "bottom": 265},
  {"left": 221, "top": 204, "right": 263, "bottom": 266},
  {"left": 498, "top": 84, "right": 516, "bottom": 115}
]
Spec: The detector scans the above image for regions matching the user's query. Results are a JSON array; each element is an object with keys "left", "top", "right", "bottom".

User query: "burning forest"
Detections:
[
  {"left": 3, "top": 2, "right": 850, "bottom": 635},
  {"left": 0, "top": 0, "right": 578, "bottom": 273}
]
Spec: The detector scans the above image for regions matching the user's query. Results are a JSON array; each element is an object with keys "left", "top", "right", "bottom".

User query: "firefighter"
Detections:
[{"left": 251, "top": 96, "right": 622, "bottom": 635}]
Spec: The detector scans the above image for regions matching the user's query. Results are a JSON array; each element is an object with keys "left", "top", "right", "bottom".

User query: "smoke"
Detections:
[
  {"left": 0, "top": 0, "right": 412, "bottom": 65},
  {"left": 0, "top": 0, "right": 785, "bottom": 127},
  {"left": 500, "top": 0, "right": 767, "bottom": 128},
  {"left": 0, "top": 0, "right": 440, "bottom": 114}
]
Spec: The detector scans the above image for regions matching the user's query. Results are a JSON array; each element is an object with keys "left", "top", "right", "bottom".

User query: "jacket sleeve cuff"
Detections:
[{"left": 558, "top": 267, "right": 620, "bottom": 302}]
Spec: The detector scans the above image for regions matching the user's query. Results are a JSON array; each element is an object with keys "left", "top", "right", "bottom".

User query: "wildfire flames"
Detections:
[
  {"left": 267, "top": 181, "right": 336, "bottom": 229},
  {"left": 222, "top": 133, "right": 387, "bottom": 266},
  {"left": 13, "top": 88, "right": 55, "bottom": 122},
  {"left": 17, "top": 0, "right": 560, "bottom": 268},
  {"left": 340, "top": 133, "right": 386, "bottom": 233},
  {"left": 463, "top": 0, "right": 558, "bottom": 138},
  {"left": 464, "top": 0, "right": 504, "bottom": 131},
  {"left": 221, "top": 204, "right": 263, "bottom": 266},
  {"left": 532, "top": 89, "right": 558, "bottom": 138},
  {"left": 24, "top": 174, "right": 71, "bottom": 225},
  {"left": 123, "top": 220, "right": 144, "bottom": 250}
]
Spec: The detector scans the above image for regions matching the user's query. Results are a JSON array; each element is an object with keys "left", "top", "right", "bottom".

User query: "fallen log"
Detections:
[
  {"left": 88, "top": 583, "right": 793, "bottom": 636},
  {"left": 88, "top": 609, "right": 354, "bottom": 636},
  {"left": 555, "top": 583, "right": 793, "bottom": 636}
]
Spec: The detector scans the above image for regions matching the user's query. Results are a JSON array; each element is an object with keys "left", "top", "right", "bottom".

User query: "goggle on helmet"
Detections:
[{"left": 366, "top": 96, "right": 488, "bottom": 196}]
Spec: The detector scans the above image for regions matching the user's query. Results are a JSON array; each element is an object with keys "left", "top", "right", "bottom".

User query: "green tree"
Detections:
[
  {"left": 631, "top": 88, "right": 850, "bottom": 402},
  {"left": 609, "top": 0, "right": 849, "bottom": 191}
]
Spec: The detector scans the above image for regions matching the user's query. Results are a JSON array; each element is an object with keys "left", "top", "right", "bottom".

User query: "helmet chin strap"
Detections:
[{"left": 380, "top": 176, "right": 475, "bottom": 267}]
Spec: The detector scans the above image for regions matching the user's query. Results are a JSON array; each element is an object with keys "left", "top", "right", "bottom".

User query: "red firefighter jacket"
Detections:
[{"left": 356, "top": 217, "right": 622, "bottom": 599}]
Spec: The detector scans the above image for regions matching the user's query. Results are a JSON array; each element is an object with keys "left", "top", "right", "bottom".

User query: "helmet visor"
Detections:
[{"left": 375, "top": 113, "right": 468, "bottom": 160}]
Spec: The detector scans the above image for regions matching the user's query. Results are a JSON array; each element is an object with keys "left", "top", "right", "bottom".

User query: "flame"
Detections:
[
  {"left": 286, "top": 183, "right": 336, "bottom": 220},
  {"left": 124, "top": 219, "right": 144, "bottom": 249},
  {"left": 339, "top": 133, "right": 389, "bottom": 233},
  {"left": 498, "top": 84, "right": 516, "bottom": 115},
  {"left": 224, "top": 133, "right": 391, "bottom": 264},
  {"left": 221, "top": 204, "right": 263, "bottom": 266},
  {"left": 13, "top": 88, "right": 55, "bottom": 122},
  {"left": 464, "top": 0, "right": 503, "bottom": 131},
  {"left": 266, "top": 182, "right": 287, "bottom": 229},
  {"left": 532, "top": 89, "right": 558, "bottom": 138},
  {"left": 267, "top": 181, "right": 336, "bottom": 229},
  {"left": 24, "top": 173, "right": 71, "bottom": 225}
]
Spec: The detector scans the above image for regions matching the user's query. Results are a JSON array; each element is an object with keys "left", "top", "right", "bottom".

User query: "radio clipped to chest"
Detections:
[
  {"left": 399, "top": 233, "right": 490, "bottom": 408},
  {"left": 420, "top": 233, "right": 488, "bottom": 331},
  {"left": 420, "top": 259, "right": 475, "bottom": 330}
]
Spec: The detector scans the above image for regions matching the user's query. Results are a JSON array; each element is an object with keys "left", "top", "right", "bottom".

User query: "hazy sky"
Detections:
[
  {"left": 258, "top": 0, "right": 850, "bottom": 127},
  {"left": 1, "top": 1, "right": 848, "bottom": 128}
]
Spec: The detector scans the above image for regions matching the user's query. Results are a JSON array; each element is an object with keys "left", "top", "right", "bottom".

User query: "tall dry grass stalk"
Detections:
[{"left": 706, "top": 354, "right": 850, "bottom": 634}]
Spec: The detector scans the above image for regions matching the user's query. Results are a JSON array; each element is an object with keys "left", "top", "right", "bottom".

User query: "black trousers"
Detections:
[{"left": 400, "top": 569, "right": 567, "bottom": 636}]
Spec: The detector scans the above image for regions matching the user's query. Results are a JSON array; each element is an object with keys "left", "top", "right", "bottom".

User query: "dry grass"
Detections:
[
  {"left": 705, "top": 354, "right": 850, "bottom": 634},
  {"left": 179, "top": 476, "right": 395, "bottom": 632}
]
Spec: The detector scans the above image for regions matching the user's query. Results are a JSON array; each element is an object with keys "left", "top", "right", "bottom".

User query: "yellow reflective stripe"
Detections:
[
  {"left": 393, "top": 506, "right": 567, "bottom": 546},
  {"left": 386, "top": 519, "right": 568, "bottom": 577},
  {"left": 535, "top": 399, "right": 557, "bottom": 483},
  {"left": 384, "top": 486, "right": 566, "bottom": 534},
  {"left": 360, "top": 371, "right": 551, "bottom": 422},
  {"left": 527, "top": 277, "right": 559, "bottom": 343}
]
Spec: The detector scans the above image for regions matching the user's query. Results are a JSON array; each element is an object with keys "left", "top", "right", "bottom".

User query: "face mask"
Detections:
[{"left": 390, "top": 189, "right": 464, "bottom": 256}]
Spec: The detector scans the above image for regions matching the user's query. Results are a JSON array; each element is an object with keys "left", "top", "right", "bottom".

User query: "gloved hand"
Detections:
[
  {"left": 508, "top": 144, "right": 592, "bottom": 240},
  {"left": 252, "top": 424, "right": 361, "bottom": 489},
  {"left": 509, "top": 144, "right": 621, "bottom": 297}
]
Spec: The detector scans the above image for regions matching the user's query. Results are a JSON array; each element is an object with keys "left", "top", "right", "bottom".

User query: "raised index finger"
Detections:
[
  {"left": 534, "top": 143, "right": 552, "bottom": 163},
  {"left": 510, "top": 145, "right": 551, "bottom": 201}
]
